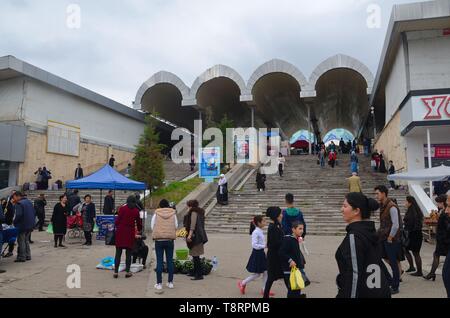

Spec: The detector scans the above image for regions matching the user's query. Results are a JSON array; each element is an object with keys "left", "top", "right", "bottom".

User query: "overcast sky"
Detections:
[{"left": 0, "top": 0, "right": 419, "bottom": 106}]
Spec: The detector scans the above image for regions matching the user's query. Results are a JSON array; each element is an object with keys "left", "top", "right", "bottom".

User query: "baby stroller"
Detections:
[
  {"left": 66, "top": 213, "right": 84, "bottom": 241},
  {"left": 1, "top": 227, "right": 18, "bottom": 257}
]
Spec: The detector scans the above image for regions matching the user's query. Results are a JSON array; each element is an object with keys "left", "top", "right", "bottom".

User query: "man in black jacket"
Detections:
[
  {"left": 74, "top": 164, "right": 84, "bottom": 180},
  {"left": 103, "top": 190, "right": 115, "bottom": 215},
  {"left": 33, "top": 194, "right": 47, "bottom": 231}
]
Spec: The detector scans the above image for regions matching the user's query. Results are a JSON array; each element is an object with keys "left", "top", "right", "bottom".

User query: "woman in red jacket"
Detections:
[{"left": 114, "top": 196, "right": 142, "bottom": 279}]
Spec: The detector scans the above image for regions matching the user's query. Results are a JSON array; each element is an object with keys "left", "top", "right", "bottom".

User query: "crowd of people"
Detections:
[{"left": 235, "top": 184, "right": 450, "bottom": 298}]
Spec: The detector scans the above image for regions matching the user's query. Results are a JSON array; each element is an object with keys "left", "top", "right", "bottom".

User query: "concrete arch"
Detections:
[
  {"left": 309, "top": 54, "right": 374, "bottom": 95},
  {"left": 189, "top": 65, "right": 248, "bottom": 103},
  {"left": 247, "top": 59, "right": 310, "bottom": 98},
  {"left": 134, "top": 71, "right": 190, "bottom": 109}
]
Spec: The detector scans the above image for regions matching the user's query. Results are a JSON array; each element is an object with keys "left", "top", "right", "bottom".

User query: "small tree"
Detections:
[{"left": 133, "top": 115, "right": 165, "bottom": 191}]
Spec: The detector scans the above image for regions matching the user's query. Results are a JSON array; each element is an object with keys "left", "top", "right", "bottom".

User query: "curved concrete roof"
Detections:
[
  {"left": 188, "top": 64, "right": 248, "bottom": 105},
  {"left": 247, "top": 59, "right": 310, "bottom": 97},
  {"left": 309, "top": 54, "right": 374, "bottom": 95},
  {"left": 136, "top": 55, "right": 374, "bottom": 108},
  {"left": 134, "top": 71, "right": 190, "bottom": 109}
]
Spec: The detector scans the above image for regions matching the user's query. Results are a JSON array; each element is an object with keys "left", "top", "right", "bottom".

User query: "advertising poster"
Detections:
[{"left": 199, "top": 147, "right": 221, "bottom": 182}]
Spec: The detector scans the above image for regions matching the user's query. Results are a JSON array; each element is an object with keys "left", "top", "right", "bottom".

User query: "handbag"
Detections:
[
  {"left": 105, "top": 229, "right": 116, "bottom": 246},
  {"left": 289, "top": 266, "right": 305, "bottom": 291}
]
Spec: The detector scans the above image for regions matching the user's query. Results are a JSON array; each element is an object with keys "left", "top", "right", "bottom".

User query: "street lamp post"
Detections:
[{"left": 371, "top": 106, "right": 376, "bottom": 139}]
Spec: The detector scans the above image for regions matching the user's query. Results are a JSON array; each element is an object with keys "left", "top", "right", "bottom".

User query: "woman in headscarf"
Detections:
[
  {"left": 217, "top": 174, "right": 228, "bottom": 205},
  {"left": 263, "top": 207, "right": 284, "bottom": 298}
]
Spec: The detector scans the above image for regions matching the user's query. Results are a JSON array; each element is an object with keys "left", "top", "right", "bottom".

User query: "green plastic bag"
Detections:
[
  {"left": 47, "top": 223, "right": 54, "bottom": 234},
  {"left": 93, "top": 224, "right": 99, "bottom": 233}
]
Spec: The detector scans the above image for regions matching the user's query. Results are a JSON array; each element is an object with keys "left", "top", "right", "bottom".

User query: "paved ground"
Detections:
[{"left": 0, "top": 231, "right": 447, "bottom": 298}]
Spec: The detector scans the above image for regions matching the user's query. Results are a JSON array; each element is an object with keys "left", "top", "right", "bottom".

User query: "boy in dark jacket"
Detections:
[
  {"left": 281, "top": 193, "right": 306, "bottom": 237},
  {"left": 279, "top": 221, "right": 306, "bottom": 298}
]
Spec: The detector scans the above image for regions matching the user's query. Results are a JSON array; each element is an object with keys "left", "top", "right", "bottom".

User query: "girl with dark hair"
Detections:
[
  {"left": 403, "top": 196, "right": 424, "bottom": 276},
  {"left": 51, "top": 194, "right": 69, "bottom": 248},
  {"left": 263, "top": 207, "right": 283, "bottom": 298},
  {"left": 238, "top": 215, "right": 269, "bottom": 296},
  {"left": 114, "top": 195, "right": 142, "bottom": 279},
  {"left": 335, "top": 192, "right": 391, "bottom": 298},
  {"left": 424, "top": 195, "right": 450, "bottom": 281}
]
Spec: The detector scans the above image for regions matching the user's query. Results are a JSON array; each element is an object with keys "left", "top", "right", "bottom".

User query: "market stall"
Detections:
[{"left": 65, "top": 165, "right": 147, "bottom": 239}]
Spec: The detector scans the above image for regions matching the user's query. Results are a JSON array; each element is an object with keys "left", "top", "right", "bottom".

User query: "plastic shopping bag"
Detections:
[
  {"left": 46, "top": 223, "right": 54, "bottom": 234},
  {"left": 93, "top": 224, "right": 99, "bottom": 233},
  {"left": 290, "top": 266, "right": 305, "bottom": 291}
]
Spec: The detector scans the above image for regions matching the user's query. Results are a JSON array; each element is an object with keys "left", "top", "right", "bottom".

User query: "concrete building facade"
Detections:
[
  {"left": 371, "top": 0, "right": 450, "bottom": 213},
  {"left": 0, "top": 56, "right": 146, "bottom": 189}
]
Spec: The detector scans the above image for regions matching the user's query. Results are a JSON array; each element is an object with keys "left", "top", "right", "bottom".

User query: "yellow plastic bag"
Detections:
[{"left": 289, "top": 266, "right": 305, "bottom": 291}]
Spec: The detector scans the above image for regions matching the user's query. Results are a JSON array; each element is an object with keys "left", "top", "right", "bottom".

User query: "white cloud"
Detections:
[{"left": 0, "top": 0, "right": 417, "bottom": 106}]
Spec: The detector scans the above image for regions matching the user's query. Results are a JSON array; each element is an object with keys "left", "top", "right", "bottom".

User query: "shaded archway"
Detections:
[
  {"left": 252, "top": 72, "right": 309, "bottom": 139},
  {"left": 314, "top": 68, "right": 370, "bottom": 138},
  {"left": 140, "top": 83, "right": 198, "bottom": 132},
  {"left": 196, "top": 77, "right": 251, "bottom": 128}
]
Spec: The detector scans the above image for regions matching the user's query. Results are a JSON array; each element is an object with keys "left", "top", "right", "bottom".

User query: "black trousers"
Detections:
[
  {"left": 84, "top": 231, "right": 92, "bottom": 244},
  {"left": 193, "top": 256, "right": 203, "bottom": 278},
  {"left": 278, "top": 164, "right": 283, "bottom": 177},
  {"left": 283, "top": 274, "right": 302, "bottom": 298},
  {"left": 115, "top": 248, "right": 132, "bottom": 273},
  {"left": 54, "top": 234, "right": 64, "bottom": 246},
  {"left": 36, "top": 212, "right": 45, "bottom": 231}
]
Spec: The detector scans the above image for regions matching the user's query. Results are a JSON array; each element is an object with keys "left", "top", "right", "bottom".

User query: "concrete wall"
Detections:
[
  {"left": 385, "top": 42, "right": 408, "bottom": 123},
  {"left": 375, "top": 111, "right": 408, "bottom": 171},
  {"left": 23, "top": 78, "right": 144, "bottom": 151},
  {"left": 0, "top": 77, "right": 24, "bottom": 121},
  {"left": 408, "top": 30, "right": 450, "bottom": 91},
  {"left": 18, "top": 130, "right": 135, "bottom": 185}
]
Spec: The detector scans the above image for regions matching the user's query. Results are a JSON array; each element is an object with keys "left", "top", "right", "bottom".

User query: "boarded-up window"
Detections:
[{"left": 47, "top": 121, "right": 80, "bottom": 157}]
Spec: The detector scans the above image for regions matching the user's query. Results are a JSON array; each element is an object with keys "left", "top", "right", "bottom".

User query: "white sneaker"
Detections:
[
  {"left": 166, "top": 282, "right": 174, "bottom": 289},
  {"left": 154, "top": 283, "right": 163, "bottom": 294}
]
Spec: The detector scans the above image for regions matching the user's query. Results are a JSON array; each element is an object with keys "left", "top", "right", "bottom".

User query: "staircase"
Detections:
[{"left": 206, "top": 155, "right": 408, "bottom": 236}]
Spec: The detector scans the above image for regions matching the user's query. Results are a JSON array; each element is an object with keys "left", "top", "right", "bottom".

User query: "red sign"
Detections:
[
  {"left": 435, "top": 145, "right": 450, "bottom": 159},
  {"left": 421, "top": 95, "right": 450, "bottom": 120},
  {"left": 444, "top": 28, "right": 450, "bottom": 36}
]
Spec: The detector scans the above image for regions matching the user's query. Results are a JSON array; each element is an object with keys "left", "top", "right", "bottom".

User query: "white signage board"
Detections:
[{"left": 47, "top": 120, "right": 80, "bottom": 157}]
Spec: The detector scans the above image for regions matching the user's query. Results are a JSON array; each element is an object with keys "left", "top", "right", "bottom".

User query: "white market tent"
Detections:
[{"left": 387, "top": 165, "right": 450, "bottom": 182}]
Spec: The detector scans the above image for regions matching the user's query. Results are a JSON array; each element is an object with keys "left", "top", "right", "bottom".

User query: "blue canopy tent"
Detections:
[
  {"left": 66, "top": 165, "right": 147, "bottom": 230},
  {"left": 66, "top": 164, "right": 146, "bottom": 191}
]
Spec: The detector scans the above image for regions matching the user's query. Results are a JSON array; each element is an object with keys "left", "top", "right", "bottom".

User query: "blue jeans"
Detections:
[
  {"left": 320, "top": 158, "right": 325, "bottom": 168},
  {"left": 383, "top": 240, "right": 401, "bottom": 290},
  {"left": 443, "top": 250, "right": 450, "bottom": 298},
  {"left": 155, "top": 240, "right": 174, "bottom": 284}
]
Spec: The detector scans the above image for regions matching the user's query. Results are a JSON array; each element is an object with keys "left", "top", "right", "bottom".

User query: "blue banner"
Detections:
[{"left": 96, "top": 216, "right": 116, "bottom": 241}]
